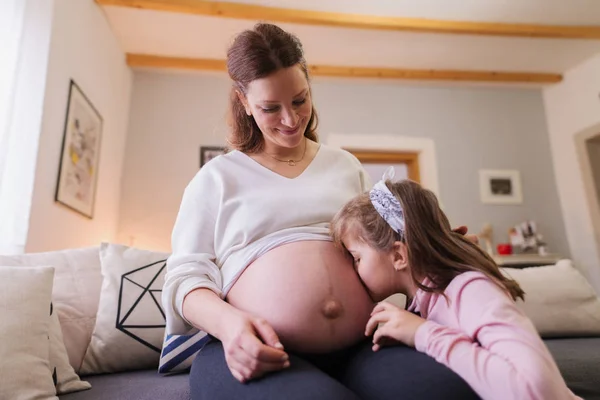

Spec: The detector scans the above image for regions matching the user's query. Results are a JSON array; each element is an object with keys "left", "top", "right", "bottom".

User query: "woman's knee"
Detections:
[
  {"left": 189, "top": 340, "right": 234, "bottom": 400},
  {"left": 190, "top": 340, "right": 360, "bottom": 400},
  {"left": 340, "top": 343, "right": 479, "bottom": 400}
]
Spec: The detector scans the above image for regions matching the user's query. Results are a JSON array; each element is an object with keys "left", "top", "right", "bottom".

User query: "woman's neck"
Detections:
[{"left": 262, "top": 137, "right": 306, "bottom": 160}]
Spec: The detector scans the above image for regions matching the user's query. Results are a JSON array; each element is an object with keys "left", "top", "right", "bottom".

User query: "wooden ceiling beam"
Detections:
[
  {"left": 126, "top": 54, "right": 563, "bottom": 84},
  {"left": 97, "top": 0, "right": 600, "bottom": 39}
]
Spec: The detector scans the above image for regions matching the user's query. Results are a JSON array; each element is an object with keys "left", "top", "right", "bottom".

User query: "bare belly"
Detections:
[{"left": 226, "top": 241, "right": 375, "bottom": 353}]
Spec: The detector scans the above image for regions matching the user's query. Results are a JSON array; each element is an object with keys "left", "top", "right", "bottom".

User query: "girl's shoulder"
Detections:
[{"left": 445, "top": 270, "right": 505, "bottom": 297}]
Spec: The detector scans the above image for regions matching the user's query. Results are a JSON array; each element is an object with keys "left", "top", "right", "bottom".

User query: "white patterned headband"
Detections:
[{"left": 369, "top": 166, "right": 405, "bottom": 237}]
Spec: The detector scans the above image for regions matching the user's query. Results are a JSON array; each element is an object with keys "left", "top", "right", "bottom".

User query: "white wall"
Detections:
[
  {"left": 25, "top": 0, "right": 132, "bottom": 252},
  {"left": 543, "top": 54, "right": 600, "bottom": 292},
  {"left": 119, "top": 70, "right": 568, "bottom": 258}
]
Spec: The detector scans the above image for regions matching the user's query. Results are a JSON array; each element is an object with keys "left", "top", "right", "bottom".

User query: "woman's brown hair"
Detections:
[
  {"left": 226, "top": 23, "right": 319, "bottom": 153},
  {"left": 331, "top": 180, "right": 524, "bottom": 301}
]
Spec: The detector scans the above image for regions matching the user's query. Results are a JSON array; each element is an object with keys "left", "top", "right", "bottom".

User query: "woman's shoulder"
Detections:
[
  {"left": 317, "top": 143, "right": 363, "bottom": 167},
  {"left": 187, "top": 150, "right": 242, "bottom": 188}
]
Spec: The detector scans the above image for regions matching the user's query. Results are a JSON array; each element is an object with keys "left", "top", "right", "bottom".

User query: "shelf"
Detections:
[{"left": 493, "top": 254, "right": 562, "bottom": 268}]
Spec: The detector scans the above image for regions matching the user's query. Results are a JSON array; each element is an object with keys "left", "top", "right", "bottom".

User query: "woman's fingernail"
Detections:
[
  {"left": 274, "top": 342, "right": 284, "bottom": 349},
  {"left": 283, "top": 361, "right": 290, "bottom": 368},
  {"left": 281, "top": 354, "right": 289, "bottom": 361}
]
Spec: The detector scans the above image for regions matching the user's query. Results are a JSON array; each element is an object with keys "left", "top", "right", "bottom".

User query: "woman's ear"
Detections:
[
  {"left": 236, "top": 90, "right": 252, "bottom": 116},
  {"left": 391, "top": 241, "right": 409, "bottom": 271}
]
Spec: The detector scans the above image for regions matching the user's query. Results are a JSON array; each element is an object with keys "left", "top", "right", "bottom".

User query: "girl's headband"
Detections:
[{"left": 369, "top": 167, "right": 405, "bottom": 238}]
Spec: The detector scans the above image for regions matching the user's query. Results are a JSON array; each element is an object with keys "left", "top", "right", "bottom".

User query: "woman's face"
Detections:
[{"left": 241, "top": 65, "right": 312, "bottom": 150}]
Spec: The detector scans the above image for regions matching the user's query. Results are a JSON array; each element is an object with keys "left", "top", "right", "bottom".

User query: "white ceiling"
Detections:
[{"left": 100, "top": 1, "right": 600, "bottom": 83}]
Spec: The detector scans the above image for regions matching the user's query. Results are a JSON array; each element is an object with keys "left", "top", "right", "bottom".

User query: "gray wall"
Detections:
[
  {"left": 119, "top": 70, "right": 569, "bottom": 257},
  {"left": 313, "top": 78, "right": 568, "bottom": 256}
]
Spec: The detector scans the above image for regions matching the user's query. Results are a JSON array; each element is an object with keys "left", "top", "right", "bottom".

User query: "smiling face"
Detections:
[
  {"left": 341, "top": 227, "right": 401, "bottom": 302},
  {"left": 239, "top": 65, "right": 313, "bottom": 152}
]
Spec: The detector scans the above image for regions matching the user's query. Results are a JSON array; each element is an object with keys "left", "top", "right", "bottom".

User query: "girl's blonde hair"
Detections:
[{"left": 330, "top": 179, "right": 524, "bottom": 301}]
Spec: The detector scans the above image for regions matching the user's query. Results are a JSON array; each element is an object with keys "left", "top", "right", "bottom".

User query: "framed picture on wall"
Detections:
[
  {"left": 55, "top": 80, "right": 103, "bottom": 219},
  {"left": 479, "top": 169, "right": 523, "bottom": 205},
  {"left": 200, "top": 146, "right": 226, "bottom": 168}
]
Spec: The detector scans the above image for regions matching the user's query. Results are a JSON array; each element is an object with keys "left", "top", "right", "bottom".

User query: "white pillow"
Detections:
[
  {"left": 0, "top": 247, "right": 102, "bottom": 371},
  {"left": 0, "top": 266, "right": 57, "bottom": 400},
  {"left": 501, "top": 260, "right": 600, "bottom": 337},
  {"left": 50, "top": 306, "right": 91, "bottom": 394},
  {"left": 80, "top": 243, "right": 169, "bottom": 374}
]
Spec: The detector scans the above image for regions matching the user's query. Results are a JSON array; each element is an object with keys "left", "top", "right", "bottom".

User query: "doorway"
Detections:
[
  {"left": 345, "top": 149, "right": 420, "bottom": 184},
  {"left": 585, "top": 134, "right": 600, "bottom": 212}
]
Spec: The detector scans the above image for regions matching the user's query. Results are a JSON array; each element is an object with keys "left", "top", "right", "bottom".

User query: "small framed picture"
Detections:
[
  {"left": 200, "top": 146, "right": 226, "bottom": 168},
  {"left": 479, "top": 169, "right": 523, "bottom": 205},
  {"left": 55, "top": 80, "right": 103, "bottom": 219}
]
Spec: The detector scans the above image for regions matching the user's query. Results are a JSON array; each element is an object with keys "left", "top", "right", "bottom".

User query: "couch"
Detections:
[
  {"left": 58, "top": 337, "right": 600, "bottom": 400},
  {"left": 2, "top": 245, "right": 600, "bottom": 400}
]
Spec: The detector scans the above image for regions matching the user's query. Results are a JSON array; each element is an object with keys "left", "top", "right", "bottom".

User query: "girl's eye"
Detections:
[{"left": 261, "top": 107, "right": 279, "bottom": 113}]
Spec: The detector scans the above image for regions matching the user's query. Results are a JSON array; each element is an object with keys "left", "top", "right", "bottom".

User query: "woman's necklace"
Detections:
[{"left": 264, "top": 138, "right": 307, "bottom": 167}]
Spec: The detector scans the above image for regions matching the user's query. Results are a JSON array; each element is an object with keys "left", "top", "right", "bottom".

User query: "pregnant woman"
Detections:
[{"left": 162, "top": 23, "right": 479, "bottom": 400}]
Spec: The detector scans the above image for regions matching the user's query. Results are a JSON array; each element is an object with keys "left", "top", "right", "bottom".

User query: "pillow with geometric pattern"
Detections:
[{"left": 80, "top": 243, "right": 169, "bottom": 374}]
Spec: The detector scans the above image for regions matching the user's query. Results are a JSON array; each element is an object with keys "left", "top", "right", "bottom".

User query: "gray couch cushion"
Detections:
[
  {"left": 59, "top": 370, "right": 189, "bottom": 400},
  {"left": 59, "top": 338, "right": 600, "bottom": 400},
  {"left": 545, "top": 337, "right": 600, "bottom": 400}
]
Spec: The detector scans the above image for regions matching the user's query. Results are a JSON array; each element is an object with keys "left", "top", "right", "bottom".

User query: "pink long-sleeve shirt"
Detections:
[{"left": 409, "top": 271, "right": 580, "bottom": 400}]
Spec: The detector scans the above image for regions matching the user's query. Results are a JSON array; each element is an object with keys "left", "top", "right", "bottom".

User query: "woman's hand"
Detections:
[
  {"left": 220, "top": 311, "right": 290, "bottom": 383},
  {"left": 365, "top": 302, "right": 426, "bottom": 350},
  {"left": 453, "top": 225, "right": 479, "bottom": 244}
]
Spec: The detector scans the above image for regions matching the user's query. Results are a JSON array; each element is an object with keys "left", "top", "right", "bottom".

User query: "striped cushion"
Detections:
[{"left": 158, "top": 331, "right": 212, "bottom": 374}]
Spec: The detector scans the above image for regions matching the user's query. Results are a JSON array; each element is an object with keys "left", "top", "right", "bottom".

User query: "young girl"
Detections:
[{"left": 330, "top": 168, "right": 579, "bottom": 400}]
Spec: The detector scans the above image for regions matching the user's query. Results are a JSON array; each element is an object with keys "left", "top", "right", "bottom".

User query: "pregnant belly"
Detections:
[{"left": 226, "top": 241, "right": 375, "bottom": 353}]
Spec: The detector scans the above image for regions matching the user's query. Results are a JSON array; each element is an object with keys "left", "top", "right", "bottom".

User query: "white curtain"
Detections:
[
  {"left": 0, "top": 1, "right": 26, "bottom": 160},
  {"left": 0, "top": 0, "right": 53, "bottom": 254},
  {"left": 0, "top": 0, "right": 28, "bottom": 254}
]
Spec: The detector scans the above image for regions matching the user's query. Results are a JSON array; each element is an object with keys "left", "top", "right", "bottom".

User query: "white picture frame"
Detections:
[{"left": 479, "top": 169, "right": 523, "bottom": 205}]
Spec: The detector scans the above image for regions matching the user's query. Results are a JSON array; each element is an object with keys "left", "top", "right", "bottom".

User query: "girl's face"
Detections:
[
  {"left": 241, "top": 65, "right": 312, "bottom": 152},
  {"left": 342, "top": 229, "right": 399, "bottom": 302}
]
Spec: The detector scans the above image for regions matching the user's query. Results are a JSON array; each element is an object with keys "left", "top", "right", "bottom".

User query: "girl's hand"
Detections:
[
  {"left": 365, "top": 301, "right": 427, "bottom": 350},
  {"left": 220, "top": 311, "right": 290, "bottom": 383}
]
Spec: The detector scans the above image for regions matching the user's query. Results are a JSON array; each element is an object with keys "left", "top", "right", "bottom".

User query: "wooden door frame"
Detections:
[{"left": 345, "top": 149, "right": 420, "bottom": 183}]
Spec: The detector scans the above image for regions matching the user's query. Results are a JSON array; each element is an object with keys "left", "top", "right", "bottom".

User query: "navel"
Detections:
[{"left": 322, "top": 298, "right": 344, "bottom": 319}]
